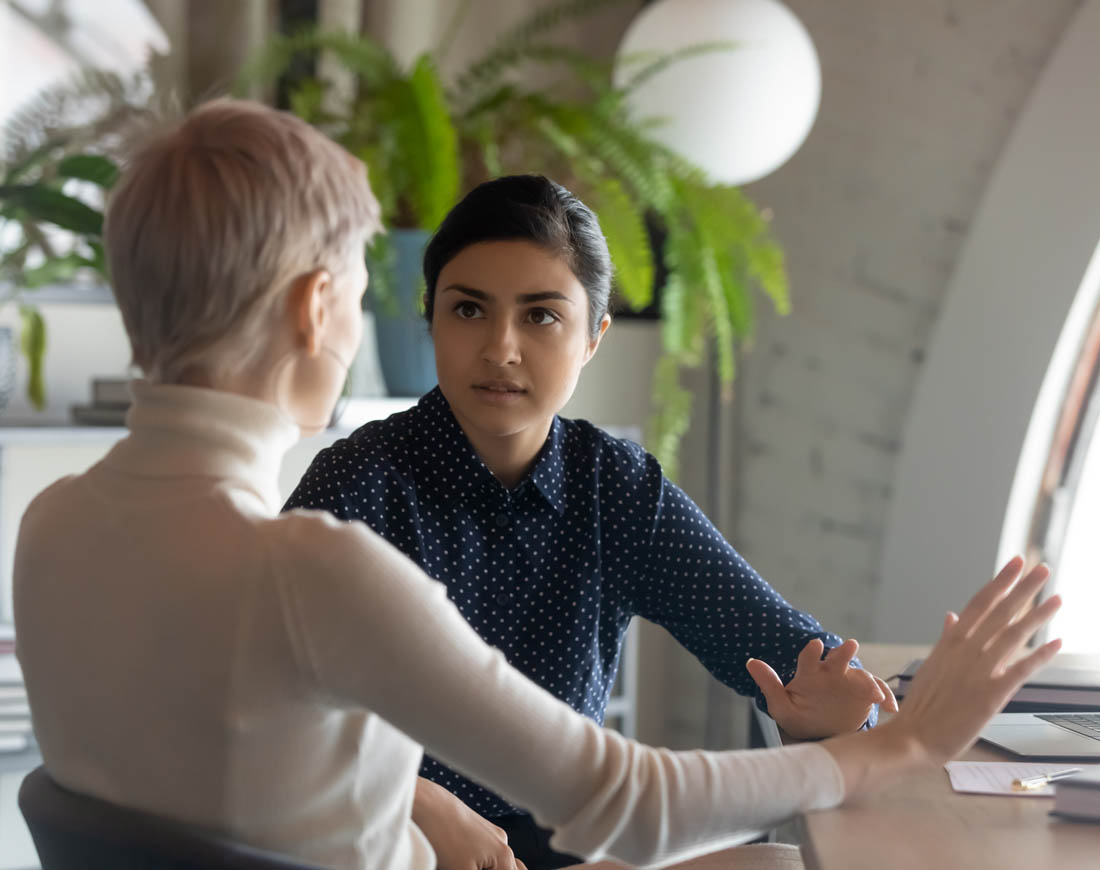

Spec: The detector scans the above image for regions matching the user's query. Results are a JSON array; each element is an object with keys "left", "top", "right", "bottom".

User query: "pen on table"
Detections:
[{"left": 1011, "top": 767, "right": 1083, "bottom": 791}]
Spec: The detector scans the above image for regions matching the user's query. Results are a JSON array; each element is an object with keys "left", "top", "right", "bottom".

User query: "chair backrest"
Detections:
[{"left": 18, "top": 766, "right": 324, "bottom": 870}]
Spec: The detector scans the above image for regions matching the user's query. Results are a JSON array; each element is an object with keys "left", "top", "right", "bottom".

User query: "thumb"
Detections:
[{"left": 746, "top": 658, "right": 790, "bottom": 714}]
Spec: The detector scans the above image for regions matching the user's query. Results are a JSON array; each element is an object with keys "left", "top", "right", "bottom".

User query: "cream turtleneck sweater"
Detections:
[{"left": 14, "top": 381, "right": 845, "bottom": 869}]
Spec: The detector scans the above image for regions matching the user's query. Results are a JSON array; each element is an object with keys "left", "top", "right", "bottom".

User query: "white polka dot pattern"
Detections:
[{"left": 283, "top": 388, "right": 871, "bottom": 819}]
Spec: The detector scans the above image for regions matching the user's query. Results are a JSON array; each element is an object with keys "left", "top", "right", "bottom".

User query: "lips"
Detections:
[{"left": 473, "top": 380, "right": 527, "bottom": 393}]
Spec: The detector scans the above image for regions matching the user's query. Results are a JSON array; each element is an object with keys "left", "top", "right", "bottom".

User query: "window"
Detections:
[
  {"left": 1024, "top": 298, "right": 1100, "bottom": 653},
  {"left": 1, "top": 0, "right": 167, "bottom": 129}
]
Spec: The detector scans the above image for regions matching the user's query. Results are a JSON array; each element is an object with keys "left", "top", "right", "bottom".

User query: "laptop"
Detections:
[{"left": 980, "top": 711, "right": 1100, "bottom": 760}]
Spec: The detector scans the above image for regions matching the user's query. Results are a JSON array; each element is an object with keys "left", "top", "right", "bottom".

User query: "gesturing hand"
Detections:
[
  {"left": 891, "top": 556, "right": 1062, "bottom": 766},
  {"left": 746, "top": 638, "right": 899, "bottom": 740},
  {"left": 412, "top": 777, "right": 527, "bottom": 870}
]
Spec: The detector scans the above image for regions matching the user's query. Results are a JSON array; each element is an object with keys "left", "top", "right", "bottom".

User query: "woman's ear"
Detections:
[
  {"left": 583, "top": 314, "right": 612, "bottom": 364},
  {"left": 288, "top": 269, "right": 332, "bottom": 356}
]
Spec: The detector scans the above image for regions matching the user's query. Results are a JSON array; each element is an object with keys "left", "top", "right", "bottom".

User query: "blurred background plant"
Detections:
[
  {"left": 240, "top": 0, "right": 790, "bottom": 477},
  {"left": 0, "top": 69, "right": 152, "bottom": 410}
]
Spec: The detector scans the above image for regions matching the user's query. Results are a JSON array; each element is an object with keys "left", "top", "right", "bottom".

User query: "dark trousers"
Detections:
[{"left": 486, "top": 813, "right": 581, "bottom": 870}]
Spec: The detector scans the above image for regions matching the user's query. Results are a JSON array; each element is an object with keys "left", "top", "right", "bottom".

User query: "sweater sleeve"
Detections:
[{"left": 270, "top": 511, "right": 845, "bottom": 868}]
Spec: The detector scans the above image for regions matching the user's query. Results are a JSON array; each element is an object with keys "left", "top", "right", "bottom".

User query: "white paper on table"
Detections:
[{"left": 944, "top": 761, "right": 1079, "bottom": 797}]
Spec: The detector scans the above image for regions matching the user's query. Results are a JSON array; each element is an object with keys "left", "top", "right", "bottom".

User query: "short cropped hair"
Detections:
[
  {"left": 422, "top": 175, "right": 612, "bottom": 339},
  {"left": 105, "top": 98, "right": 382, "bottom": 382}
]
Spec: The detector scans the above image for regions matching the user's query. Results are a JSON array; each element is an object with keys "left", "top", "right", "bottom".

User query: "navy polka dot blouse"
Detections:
[{"left": 284, "top": 387, "right": 871, "bottom": 819}]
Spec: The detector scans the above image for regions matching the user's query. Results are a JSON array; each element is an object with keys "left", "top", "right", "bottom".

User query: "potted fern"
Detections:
[
  {"left": 240, "top": 30, "right": 458, "bottom": 399},
  {"left": 241, "top": 0, "right": 789, "bottom": 477}
]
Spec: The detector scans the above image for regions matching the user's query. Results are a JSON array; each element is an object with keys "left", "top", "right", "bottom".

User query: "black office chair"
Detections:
[{"left": 19, "top": 766, "right": 325, "bottom": 869}]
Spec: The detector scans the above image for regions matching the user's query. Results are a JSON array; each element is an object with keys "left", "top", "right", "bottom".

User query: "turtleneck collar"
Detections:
[{"left": 103, "top": 379, "right": 300, "bottom": 513}]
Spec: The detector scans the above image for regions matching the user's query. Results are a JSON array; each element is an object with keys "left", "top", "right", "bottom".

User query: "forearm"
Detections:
[
  {"left": 410, "top": 776, "right": 446, "bottom": 828},
  {"left": 285, "top": 522, "right": 849, "bottom": 867}
]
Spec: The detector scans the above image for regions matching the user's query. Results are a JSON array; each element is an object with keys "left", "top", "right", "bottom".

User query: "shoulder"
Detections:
[
  {"left": 265, "top": 507, "right": 419, "bottom": 578},
  {"left": 559, "top": 416, "right": 661, "bottom": 486},
  {"left": 289, "top": 404, "right": 426, "bottom": 513},
  {"left": 316, "top": 403, "right": 422, "bottom": 476},
  {"left": 16, "top": 475, "right": 81, "bottom": 541},
  {"left": 259, "top": 510, "right": 453, "bottom": 633}
]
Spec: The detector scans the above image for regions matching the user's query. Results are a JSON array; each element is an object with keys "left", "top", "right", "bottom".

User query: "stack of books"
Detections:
[
  {"left": 70, "top": 377, "right": 132, "bottom": 426},
  {"left": 894, "top": 658, "right": 1100, "bottom": 712},
  {"left": 1053, "top": 767, "right": 1100, "bottom": 822}
]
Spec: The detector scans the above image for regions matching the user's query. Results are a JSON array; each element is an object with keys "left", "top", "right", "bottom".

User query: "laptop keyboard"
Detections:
[{"left": 1037, "top": 713, "right": 1100, "bottom": 741}]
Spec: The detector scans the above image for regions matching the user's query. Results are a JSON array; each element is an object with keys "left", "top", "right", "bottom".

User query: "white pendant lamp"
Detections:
[{"left": 614, "top": 0, "right": 821, "bottom": 186}]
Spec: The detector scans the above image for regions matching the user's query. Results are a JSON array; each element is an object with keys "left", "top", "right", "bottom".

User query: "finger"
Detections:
[
  {"left": 846, "top": 666, "right": 884, "bottom": 703},
  {"left": 954, "top": 556, "right": 1024, "bottom": 635},
  {"left": 494, "top": 845, "right": 519, "bottom": 870},
  {"left": 796, "top": 638, "right": 826, "bottom": 673},
  {"left": 823, "top": 638, "right": 859, "bottom": 672},
  {"left": 973, "top": 564, "right": 1051, "bottom": 649},
  {"left": 874, "top": 674, "right": 899, "bottom": 712},
  {"left": 492, "top": 823, "right": 509, "bottom": 843},
  {"left": 516, "top": 863, "right": 528, "bottom": 870},
  {"left": 746, "top": 658, "right": 791, "bottom": 717},
  {"left": 1000, "top": 637, "right": 1062, "bottom": 689},
  {"left": 985, "top": 593, "right": 1061, "bottom": 668}
]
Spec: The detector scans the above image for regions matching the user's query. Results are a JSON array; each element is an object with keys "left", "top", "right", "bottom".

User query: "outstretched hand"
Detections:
[
  {"left": 746, "top": 638, "right": 899, "bottom": 739},
  {"left": 821, "top": 556, "right": 1063, "bottom": 800},
  {"left": 889, "top": 556, "right": 1062, "bottom": 765}
]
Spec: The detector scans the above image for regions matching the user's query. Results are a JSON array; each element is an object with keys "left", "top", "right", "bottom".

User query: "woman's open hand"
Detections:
[
  {"left": 746, "top": 638, "right": 899, "bottom": 739},
  {"left": 889, "top": 556, "right": 1062, "bottom": 766},
  {"left": 822, "top": 556, "right": 1063, "bottom": 799}
]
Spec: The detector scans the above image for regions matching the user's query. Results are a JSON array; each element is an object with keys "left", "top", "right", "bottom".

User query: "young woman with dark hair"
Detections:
[{"left": 286, "top": 175, "right": 899, "bottom": 868}]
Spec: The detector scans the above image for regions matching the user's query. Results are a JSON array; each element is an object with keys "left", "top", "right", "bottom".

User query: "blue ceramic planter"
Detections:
[{"left": 371, "top": 229, "right": 437, "bottom": 398}]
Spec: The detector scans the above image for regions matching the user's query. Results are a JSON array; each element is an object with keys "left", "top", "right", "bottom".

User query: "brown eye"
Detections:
[
  {"left": 454, "top": 301, "right": 482, "bottom": 319},
  {"left": 528, "top": 308, "right": 558, "bottom": 325}
]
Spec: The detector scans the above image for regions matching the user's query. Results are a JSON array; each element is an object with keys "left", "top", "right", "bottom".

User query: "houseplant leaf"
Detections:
[
  {"left": 585, "top": 176, "right": 653, "bottom": 310},
  {"left": 401, "top": 54, "right": 460, "bottom": 230},
  {"left": 57, "top": 153, "right": 119, "bottom": 188},
  {"left": 0, "top": 184, "right": 103, "bottom": 236},
  {"left": 19, "top": 304, "right": 46, "bottom": 411}
]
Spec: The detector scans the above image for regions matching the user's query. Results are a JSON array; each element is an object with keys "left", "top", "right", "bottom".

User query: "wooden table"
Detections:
[{"left": 795, "top": 644, "right": 1100, "bottom": 870}]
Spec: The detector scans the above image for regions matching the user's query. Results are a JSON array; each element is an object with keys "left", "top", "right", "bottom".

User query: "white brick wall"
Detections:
[{"left": 721, "top": 0, "right": 1082, "bottom": 643}]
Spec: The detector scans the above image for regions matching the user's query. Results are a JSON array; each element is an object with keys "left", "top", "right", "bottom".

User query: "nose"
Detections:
[{"left": 481, "top": 318, "right": 521, "bottom": 367}]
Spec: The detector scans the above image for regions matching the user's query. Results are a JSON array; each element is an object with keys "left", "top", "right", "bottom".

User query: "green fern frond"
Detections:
[
  {"left": 585, "top": 175, "right": 654, "bottom": 310},
  {"left": 506, "top": 43, "right": 616, "bottom": 94},
  {"left": 746, "top": 235, "right": 790, "bottom": 315},
  {"left": 547, "top": 104, "right": 677, "bottom": 212},
  {"left": 402, "top": 55, "right": 461, "bottom": 229},
  {"left": 647, "top": 353, "right": 695, "bottom": 480},
  {"left": 657, "top": 268, "right": 695, "bottom": 360},
  {"left": 236, "top": 28, "right": 396, "bottom": 96},
  {"left": 617, "top": 41, "right": 738, "bottom": 95},
  {"left": 700, "top": 246, "right": 736, "bottom": 384}
]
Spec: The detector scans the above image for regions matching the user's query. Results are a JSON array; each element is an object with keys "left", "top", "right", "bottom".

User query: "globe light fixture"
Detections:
[{"left": 614, "top": 0, "right": 821, "bottom": 186}]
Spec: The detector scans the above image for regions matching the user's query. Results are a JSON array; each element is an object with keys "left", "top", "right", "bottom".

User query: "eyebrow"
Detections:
[{"left": 442, "top": 284, "right": 574, "bottom": 305}]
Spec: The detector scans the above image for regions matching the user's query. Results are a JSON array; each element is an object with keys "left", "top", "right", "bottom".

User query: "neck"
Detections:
[
  {"left": 175, "top": 352, "right": 317, "bottom": 436},
  {"left": 178, "top": 365, "right": 271, "bottom": 405},
  {"left": 454, "top": 413, "right": 552, "bottom": 490}
]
